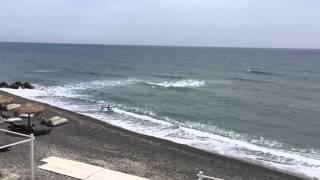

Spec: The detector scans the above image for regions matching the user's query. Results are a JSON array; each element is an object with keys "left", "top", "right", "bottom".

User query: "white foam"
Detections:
[
  {"left": 33, "top": 69, "right": 59, "bottom": 73},
  {"left": 1, "top": 87, "right": 319, "bottom": 179},
  {"left": 1, "top": 87, "right": 48, "bottom": 98},
  {"left": 95, "top": 112, "right": 320, "bottom": 179},
  {"left": 112, "top": 104, "right": 157, "bottom": 117},
  {"left": 36, "top": 79, "right": 208, "bottom": 97},
  {"left": 35, "top": 79, "right": 140, "bottom": 99},
  {"left": 49, "top": 79, "right": 139, "bottom": 94},
  {"left": 113, "top": 108, "right": 172, "bottom": 126},
  {"left": 145, "top": 79, "right": 205, "bottom": 88},
  {"left": 89, "top": 79, "right": 139, "bottom": 87}
]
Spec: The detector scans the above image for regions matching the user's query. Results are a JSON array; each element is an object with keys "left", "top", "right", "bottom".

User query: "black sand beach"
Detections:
[{"left": 0, "top": 90, "right": 306, "bottom": 180}]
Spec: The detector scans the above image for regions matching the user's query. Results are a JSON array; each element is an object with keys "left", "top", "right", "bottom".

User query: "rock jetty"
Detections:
[{"left": 0, "top": 81, "right": 34, "bottom": 89}]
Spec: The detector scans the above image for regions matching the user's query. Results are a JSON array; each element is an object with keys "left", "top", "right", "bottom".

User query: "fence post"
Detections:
[
  {"left": 197, "top": 171, "right": 204, "bottom": 180},
  {"left": 30, "top": 134, "right": 35, "bottom": 180}
]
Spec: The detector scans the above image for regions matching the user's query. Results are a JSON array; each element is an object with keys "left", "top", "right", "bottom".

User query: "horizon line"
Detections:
[{"left": 0, "top": 40, "right": 319, "bottom": 51}]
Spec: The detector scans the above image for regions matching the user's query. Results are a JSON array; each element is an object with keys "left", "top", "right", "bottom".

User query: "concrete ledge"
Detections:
[
  {"left": 86, "top": 169, "right": 149, "bottom": 180},
  {"left": 39, "top": 156, "right": 149, "bottom": 180}
]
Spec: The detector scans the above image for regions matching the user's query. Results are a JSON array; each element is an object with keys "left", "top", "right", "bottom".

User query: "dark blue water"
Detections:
[{"left": 1, "top": 42, "right": 320, "bottom": 178}]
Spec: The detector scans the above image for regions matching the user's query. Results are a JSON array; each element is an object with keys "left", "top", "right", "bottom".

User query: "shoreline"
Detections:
[{"left": 0, "top": 90, "right": 308, "bottom": 180}]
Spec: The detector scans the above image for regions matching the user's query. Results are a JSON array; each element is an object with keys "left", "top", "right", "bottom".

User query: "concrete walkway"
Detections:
[{"left": 39, "top": 157, "right": 149, "bottom": 180}]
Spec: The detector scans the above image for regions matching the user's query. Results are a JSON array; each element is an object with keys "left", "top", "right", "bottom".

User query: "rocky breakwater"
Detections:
[{"left": 0, "top": 81, "right": 34, "bottom": 89}]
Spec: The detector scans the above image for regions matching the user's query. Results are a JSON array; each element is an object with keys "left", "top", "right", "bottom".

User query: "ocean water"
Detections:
[{"left": 1, "top": 42, "right": 320, "bottom": 179}]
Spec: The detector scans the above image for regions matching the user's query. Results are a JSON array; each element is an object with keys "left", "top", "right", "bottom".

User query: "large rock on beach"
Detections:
[
  {"left": 0, "top": 81, "right": 34, "bottom": 89},
  {"left": 23, "top": 82, "right": 33, "bottom": 89},
  {"left": 0, "top": 82, "right": 9, "bottom": 88},
  {"left": 9, "top": 81, "right": 24, "bottom": 89}
]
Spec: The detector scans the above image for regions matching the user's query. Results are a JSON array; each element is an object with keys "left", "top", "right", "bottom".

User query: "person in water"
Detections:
[{"left": 101, "top": 104, "right": 113, "bottom": 111}]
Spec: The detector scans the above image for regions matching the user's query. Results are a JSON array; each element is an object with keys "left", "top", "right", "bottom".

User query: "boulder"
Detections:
[
  {"left": 9, "top": 82, "right": 20, "bottom": 89},
  {"left": 0, "top": 81, "right": 34, "bottom": 89},
  {"left": 0, "top": 82, "right": 9, "bottom": 88},
  {"left": 16, "top": 81, "right": 24, "bottom": 88},
  {"left": 10, "top": 81, "right": 24, "bottom": 89},
  {"left": 23, "top": 82, "right": 34, "bottom": 89}
]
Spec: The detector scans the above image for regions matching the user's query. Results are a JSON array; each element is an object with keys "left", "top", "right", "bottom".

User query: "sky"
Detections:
[{"left": 0, "top": 0, "right": 319, "bottom": 49}]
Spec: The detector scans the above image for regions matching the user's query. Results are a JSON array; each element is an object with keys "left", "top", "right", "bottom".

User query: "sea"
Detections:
[{"left": 0, "top": 42, "right": 320, "bottom": 179}]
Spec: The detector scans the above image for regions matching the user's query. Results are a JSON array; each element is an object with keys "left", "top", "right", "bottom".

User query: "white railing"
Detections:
[
  {"left": 197, "top": 171, "right": 224, "bottom": 180},
  {"left": 0, "top": 129, "right": 35, "bottom": 180}
]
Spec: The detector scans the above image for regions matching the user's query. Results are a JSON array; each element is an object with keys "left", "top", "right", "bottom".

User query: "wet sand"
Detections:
[{"left": 0, "top": 90, "right": 306, "bottom": 180}]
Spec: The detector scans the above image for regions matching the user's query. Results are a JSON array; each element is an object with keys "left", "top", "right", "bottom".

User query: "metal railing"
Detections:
[
  {"left": 197, "top": 171, "right": 224, "bottom": 180},
  {"left": 0, "top": 129, "right": 35, "bottom": 180}
]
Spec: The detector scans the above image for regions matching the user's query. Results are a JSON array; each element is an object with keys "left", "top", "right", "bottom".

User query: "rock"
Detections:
[
  {"left": 9, "top": 82, "right": 21, "bottom": 89},
  {"left": 15, "top": 81, "right": 24, "bottom": 88},
  {"left": 0, "top": 81, "right": 34, "bottom": 89},
  {"left": 23, "top": 82, "right": 34, "bottom": 89},
  {"left": 0, "top": 82, "right": 9, "bottom": 88}
]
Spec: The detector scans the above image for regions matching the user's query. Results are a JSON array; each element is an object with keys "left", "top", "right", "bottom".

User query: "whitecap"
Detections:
[
  {"left": 32, "top": 69, "right": 59, "bottom": 73},
  {"left": 145, "top": 79, "right": 205, "bottom": 88}
]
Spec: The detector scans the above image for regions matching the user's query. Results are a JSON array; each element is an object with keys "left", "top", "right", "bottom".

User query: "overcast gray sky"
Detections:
[{"left": 0, "top": 0, "right": 319, "bottom": 48}]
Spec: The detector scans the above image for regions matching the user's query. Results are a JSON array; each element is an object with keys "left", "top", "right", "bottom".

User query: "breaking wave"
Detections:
[
  {"left": 38, "top": 79, "right": 207, "bottom": 95},
  {"left": 32, "top": 69, "right": 60, "bottom": 73},
  {"left": 144, "top": 79, "right": 205, "bottom": 88}
]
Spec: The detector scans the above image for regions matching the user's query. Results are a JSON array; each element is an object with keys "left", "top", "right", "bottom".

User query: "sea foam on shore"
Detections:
[{"left": 1, "top": 85, "right": 319, "bottom": 180}]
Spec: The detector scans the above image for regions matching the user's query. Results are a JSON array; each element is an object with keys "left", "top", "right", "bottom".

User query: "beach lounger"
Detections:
[
  {"left": 42, "top": 116, "right": 68, "bottom": 127},
  {"left": 5, "top": 118, "right": 23, "bottom": 128},
  {"left": 50, "top": 118, "right": 68, "bottom": 126},
  {"left": 6, "top": 104, "right": 21, "bottom": 111},
  {"left": 5, "top": 118, "right": 22, "bottom": 123},
  {"left": 50, "top": 116, "right": 62, "bottom": 122}
]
